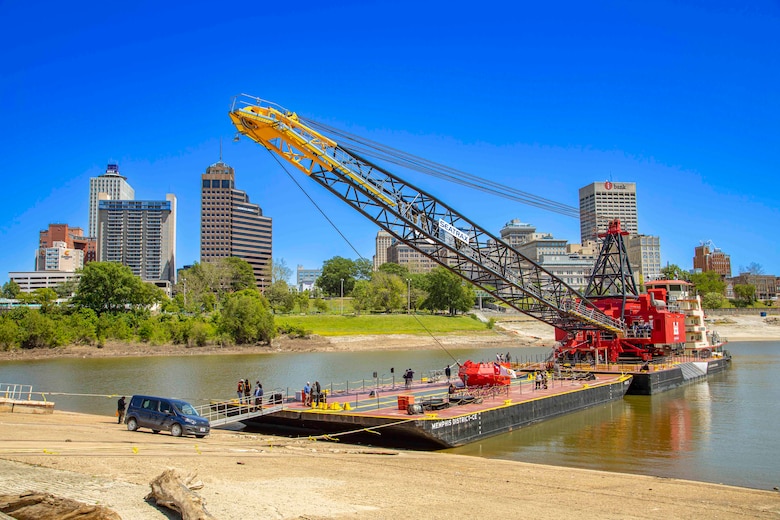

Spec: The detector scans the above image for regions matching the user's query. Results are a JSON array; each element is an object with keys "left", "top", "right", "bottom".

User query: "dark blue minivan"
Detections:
[{"left": 125, "top": 395, "right": 210, "bottom": 438}]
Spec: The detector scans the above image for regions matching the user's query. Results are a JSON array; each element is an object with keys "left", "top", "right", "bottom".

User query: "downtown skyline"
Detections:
[{"left": 2, "top": 1, "right": 778, "bottom": 283}]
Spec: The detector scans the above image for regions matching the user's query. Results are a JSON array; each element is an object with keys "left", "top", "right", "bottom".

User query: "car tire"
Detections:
[
  {"left": 126, "top": 417, "right": 138, "bottom": 432},
  {"left": 152, "top": 430, "right": 160, "bottom": 434},
  {"left": 171, "top": 423, "right": 183, "bottom": 437}
]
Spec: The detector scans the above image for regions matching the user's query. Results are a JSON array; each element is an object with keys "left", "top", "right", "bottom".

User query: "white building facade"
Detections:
[
  {"left": 88, "top": 163, "right": 135, "bottom": 238},
  {"left": 579, "top": 181, "right": 638, "bottom": 243}
]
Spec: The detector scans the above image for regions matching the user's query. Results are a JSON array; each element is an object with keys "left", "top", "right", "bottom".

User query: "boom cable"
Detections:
[{"left": 299, "top": 117, "right": 580, "bottom": 218}]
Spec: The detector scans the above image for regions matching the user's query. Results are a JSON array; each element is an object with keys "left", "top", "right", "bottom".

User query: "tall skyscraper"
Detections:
[
  {"left": 97, "top": 194, "right": 177, "bottom": 287},
  {"left": 200, "top": 161, "right": 272, "bottom": 291},
  {"left": 627, "top": 234, "right": 662, "bottom": 282},
  {"left": 579, "top": 181, "right": 638, "bottom": 243},
  {"left": 88, "top": 164, "right": 135, "bottom": 237},
  {"left": 374, "top": 230, "right": 392, "bottom": 270}
]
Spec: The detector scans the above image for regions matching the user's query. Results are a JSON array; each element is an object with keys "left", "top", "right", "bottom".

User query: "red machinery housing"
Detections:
[{"left": 554, "top": 220, "right": 685, "bottom": 363}]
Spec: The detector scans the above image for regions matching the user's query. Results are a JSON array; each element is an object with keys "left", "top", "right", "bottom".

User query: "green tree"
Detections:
[
  {"left": 53, "top": 279, "right": 78, "bottom": 299},
  {"left": 318, "top": 256, "right": 357, "bottom": 296},
  {"left": 313, "top": 298, "right": 328, "bottom": 313},
  {"left": 378, "top": 262, "right": 410, "bottom": 279},
  {"left": 733, "top": 284, "right": 756, "bottom": 306},
  {"left": 370, "top": 271, "right": 405, "bottom": 312},
  {"left": 354, "top": 258, "right": 373, "bottom": 280},
  {"left": 689, "top": 271, "right": 725, "bottom": 296},
  {"left": 421, "top": 267, "right": 475, "bottom": 315},
  {"left": 218, "top": 289, "right": 275, "bottom": 344},
  {"left": 18, "top": 310, "right": 63, "bottom": 349},
  {"left": 350, "top": 280, "right": 372, "bottom": 314},
  {"left": 222, "top": 257, "right": 256, "bottom": 291},
  {"left": 72, "top": 262, "right": 146, "bottom": 314},
  {"left": 702, "top": 292, "right": 727, "bottom": 309},
  {"left": 1, "top": 280, "right": 21, "bottom": 299},
  {"left": 32, "top": 287, "right": 58, "bottom": 312},
  {"left": 176, "top": 258, "right": 255, "bottom": 312},
  {"left": 296, "top": 291, "right": 311, "bottom": 314},
  {"left": 0, "top": 316, "right": 19, "bottom": 350},
  {"left": 660, "top": 264, "right": 688, "bottom": 281},
  {"left": 266, "top": 280, "right": 295, "bottom": 314}
]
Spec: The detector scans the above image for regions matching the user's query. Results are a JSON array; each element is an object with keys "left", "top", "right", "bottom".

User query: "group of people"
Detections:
[
  {"left": 303, "top": 381, "right": 322, "bottom": 407},
  {"left": 496, "top": 352, "right": 512, "bottom": 363},
  {"left": 534, "top": 370, "right": 548, "bottom": 390},
  {"left": 237, "top": 378, "right": 264, "bottom": 407},
  {"left": 632, "top": 320, "right": 653, "bottom": 337}
]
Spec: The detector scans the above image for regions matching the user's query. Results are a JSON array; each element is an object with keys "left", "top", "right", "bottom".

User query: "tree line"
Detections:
[
  {"left": 659, "top": 263, "right": 769, "bottom": 309},
  {"left": 0, "top": 256, "right": 478, "bottom": 351}
]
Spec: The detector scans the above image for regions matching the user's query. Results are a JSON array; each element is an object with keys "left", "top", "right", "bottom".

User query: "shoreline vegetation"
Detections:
[{"left": 0, "top": 313, "right": 778, "bottom": 362}]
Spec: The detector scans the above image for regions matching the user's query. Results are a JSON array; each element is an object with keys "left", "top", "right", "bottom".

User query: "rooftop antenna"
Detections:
[{"left": 219, "top": 137, "right": 223, "bottom": 163}]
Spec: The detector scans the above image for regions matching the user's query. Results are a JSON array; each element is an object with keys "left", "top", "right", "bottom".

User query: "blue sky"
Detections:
[{"left": 1, "top": 0, "right": 778, "bottom": 285}]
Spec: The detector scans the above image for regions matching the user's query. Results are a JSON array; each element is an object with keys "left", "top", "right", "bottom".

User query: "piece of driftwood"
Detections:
[
  {"left": 0, "top": 491, "right": 121, "bottom": 520},
  {"left": 145, "top": 469, "right": 215, "bottom": 520}
]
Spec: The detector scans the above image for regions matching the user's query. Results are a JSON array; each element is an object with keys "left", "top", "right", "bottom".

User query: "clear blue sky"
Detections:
[{"left": 1, "top": 0, "right": 778, "bottom": 285}]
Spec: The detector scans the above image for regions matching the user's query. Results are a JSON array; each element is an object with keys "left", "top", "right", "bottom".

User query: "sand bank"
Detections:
[{"left": 0, "top": 411, "right": 778, "bottom": 519}]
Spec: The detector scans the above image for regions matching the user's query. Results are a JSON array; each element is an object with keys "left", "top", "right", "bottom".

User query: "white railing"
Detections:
[{"left": 0, "top": 383, "right": 36, "bottom": 401}]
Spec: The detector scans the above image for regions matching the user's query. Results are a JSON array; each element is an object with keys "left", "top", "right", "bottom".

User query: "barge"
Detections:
[{"left": 235, "top": 371, "right": 632, "bottom": 449}]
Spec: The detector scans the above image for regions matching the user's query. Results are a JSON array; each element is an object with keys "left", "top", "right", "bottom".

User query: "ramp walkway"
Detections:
[
  {"left": 195, "top": 397, "right": 286, "bottom": 427},
  {"left": 678, "top": 361, "right": 707, "bottom": 382}
]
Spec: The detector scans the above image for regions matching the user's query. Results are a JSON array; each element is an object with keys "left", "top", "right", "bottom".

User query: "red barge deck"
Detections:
[{"left": 222, "top": 372, "right": 632, "bottom": 449}]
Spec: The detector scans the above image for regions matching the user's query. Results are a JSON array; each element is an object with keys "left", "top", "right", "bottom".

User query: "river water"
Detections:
[{"left": 1, "top": 341, "right": 777, "bottom": 491}]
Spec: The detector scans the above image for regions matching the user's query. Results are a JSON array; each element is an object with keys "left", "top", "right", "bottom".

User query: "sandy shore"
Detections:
[{"left": 0, "top": 411, "right": 779, "bottom": 520}]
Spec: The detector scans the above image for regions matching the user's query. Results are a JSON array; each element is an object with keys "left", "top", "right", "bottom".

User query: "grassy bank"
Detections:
[{"left": 276, "top": 313, "right": 490, "bottom": 336}]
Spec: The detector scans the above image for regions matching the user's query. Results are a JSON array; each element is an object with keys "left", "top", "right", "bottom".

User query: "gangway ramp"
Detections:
[{"left": 196, "top": 400, "right": 285, "bottom": 427}]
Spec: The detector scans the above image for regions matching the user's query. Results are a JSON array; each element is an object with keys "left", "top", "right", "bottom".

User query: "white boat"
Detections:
[{"left": 645, "top": 280, "right": 727, "bottom": 358}]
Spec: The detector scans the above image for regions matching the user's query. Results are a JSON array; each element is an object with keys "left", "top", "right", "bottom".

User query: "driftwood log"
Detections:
[
  {"left": 0, "top": 491, "right": 121, "bottom": 520},
  {"left": 145, "top": 469, "right": 215, "bottom": 520}
]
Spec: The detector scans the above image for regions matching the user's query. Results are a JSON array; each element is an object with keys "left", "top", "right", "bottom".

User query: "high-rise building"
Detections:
[
  {"left": 627, "top": 234, "right": 662, "bottom": 283},
  {"left": 374, "top": 230, "right": 393, "bottom": 270},
  {"left": 200, "top": 161, "right": 272, "bottom": 292},
  {"left": 41, "top": 241, "right": 84, "bottom": 272},
  {"left": 579, "top": 181, "right": 638, "bottom": 243},
  {"left": 97, "top": 193, "right": 177, "bottom": 288},
  {"left": 386, "top": 241, "right": 437, "bottom": 273},
  {"left": 88, "top": 164, "right": 135, "bottom": 238},
  {"left": 515, "top": 234, "right": 568, "bottom": 263},
  {"left": 693, "top": 242, "right": 731, "bottom": 278},
  {"left": 37, "top": 223, "right": 96, "bottom": 269},
  {"left": 499, "top": 219, "right": 536, "bottom": 248}
]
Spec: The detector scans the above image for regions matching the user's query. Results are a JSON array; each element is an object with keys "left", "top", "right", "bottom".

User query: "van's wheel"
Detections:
[
  {"left": 171, "top": 423, "right": 183, "bottom": 437},
  {"left": 126, "top": 418, "right": 138, "bottom": 432}
]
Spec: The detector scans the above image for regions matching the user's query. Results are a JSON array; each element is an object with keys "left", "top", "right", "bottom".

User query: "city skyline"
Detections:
[{"left": 2, "top": 1, "right": 778, "bottom": 284}]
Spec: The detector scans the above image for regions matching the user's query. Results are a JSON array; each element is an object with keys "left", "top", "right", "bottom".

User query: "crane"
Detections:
[{"left": 229, "top": 94, "right": 684, "bottom": 362}]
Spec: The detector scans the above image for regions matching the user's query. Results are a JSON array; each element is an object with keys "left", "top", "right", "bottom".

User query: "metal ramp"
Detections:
[
  {"left": 677, "top": 362, "right": 707, "bottom": 382},
  {"left": 195, "top": 400, "right": 286, "bottom": 428}
]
